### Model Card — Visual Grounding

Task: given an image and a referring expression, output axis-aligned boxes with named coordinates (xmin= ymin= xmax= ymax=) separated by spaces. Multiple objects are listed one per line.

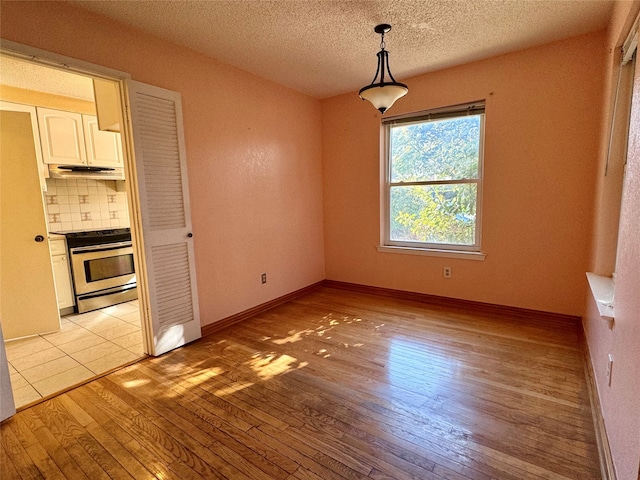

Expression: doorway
xmin=0 ymin=55 xmax=145 ymax=408
xmin=0 ymin=41 xmax=203 ymax=418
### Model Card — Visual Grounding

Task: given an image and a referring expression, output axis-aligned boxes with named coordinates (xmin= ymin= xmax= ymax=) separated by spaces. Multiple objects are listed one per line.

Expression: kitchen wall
xmin=0 ymin=1 xmax=325 ymax=326
xmin=583 ymin=1 xmax=640 ymax=479
xmin=321 ymin=31 xmax=605 ymax=317
xmin=44 ymin=178 xmax=129 ymax=232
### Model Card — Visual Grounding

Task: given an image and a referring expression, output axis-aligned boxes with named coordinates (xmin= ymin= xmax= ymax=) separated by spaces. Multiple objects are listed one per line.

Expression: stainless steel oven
xmin=64 ymin=229 xmax=137 ymax=313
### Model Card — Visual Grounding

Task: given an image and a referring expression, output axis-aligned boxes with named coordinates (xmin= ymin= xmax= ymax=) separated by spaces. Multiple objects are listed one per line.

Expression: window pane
xmin=390 ymin=115 xmax=481 ymax=182
xmin=390 ymin=184 xmax=477 ymax=245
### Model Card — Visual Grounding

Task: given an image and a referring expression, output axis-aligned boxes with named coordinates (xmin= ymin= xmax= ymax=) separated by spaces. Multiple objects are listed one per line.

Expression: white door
xmin=127 ymin=81 xmax=201 ymax=356
xmin=1 ymin=111 xmax=60 ymax=340
xmin=0 ymin=101 xmax=47 ymax=191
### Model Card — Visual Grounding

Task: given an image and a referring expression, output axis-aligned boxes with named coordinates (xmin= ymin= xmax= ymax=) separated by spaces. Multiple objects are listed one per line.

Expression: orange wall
xmin=4 ymin=0 xmax=640 ymax=474
xmin=0 ymin=1 xmax=325 ymax=325
xmin=321 ymin=32 xmax=606 ymax=316
xmin=583 ymin=2 xmax=640 ymax=478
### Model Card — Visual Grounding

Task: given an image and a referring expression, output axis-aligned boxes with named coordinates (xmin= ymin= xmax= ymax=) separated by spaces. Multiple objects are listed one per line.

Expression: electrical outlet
xmin=261 ymin=273 xmax=267 ymax=284
xmin=606 ymin=354 xmax=614 ymax=386
xmin=443 ymin=267 xmax=452 ymax=279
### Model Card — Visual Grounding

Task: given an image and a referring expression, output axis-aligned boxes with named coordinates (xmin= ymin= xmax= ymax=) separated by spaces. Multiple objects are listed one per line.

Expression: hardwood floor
xmin=0 ymin=287 xmax=600 ymax=479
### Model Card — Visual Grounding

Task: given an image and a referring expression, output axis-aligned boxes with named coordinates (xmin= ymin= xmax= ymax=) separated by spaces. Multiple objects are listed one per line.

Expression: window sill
xmin=586 ymin=272 xmax=615 ymax=320
xmin=376 ymin=245 xmax=486 ymax=260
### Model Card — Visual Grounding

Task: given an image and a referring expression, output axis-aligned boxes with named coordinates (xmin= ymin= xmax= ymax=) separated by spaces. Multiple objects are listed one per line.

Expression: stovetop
xmin=53 ymin=228 xmax=132 ymax=248
xmin=50 ymin=227 xmax=130 ymax=236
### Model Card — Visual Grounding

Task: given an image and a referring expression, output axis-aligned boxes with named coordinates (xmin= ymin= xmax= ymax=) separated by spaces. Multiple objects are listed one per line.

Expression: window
xmin=381 ymin=101 xmax=485 ymax=255
xmin=587 ymin=18 xmax=638 ymax=319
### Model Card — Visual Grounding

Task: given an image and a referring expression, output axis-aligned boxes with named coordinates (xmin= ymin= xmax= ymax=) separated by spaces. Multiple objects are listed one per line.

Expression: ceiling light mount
xmin=374 ymin=23 xmax=392 ymax=36
xmin=359 ymin=23 xmax=408 ymax=114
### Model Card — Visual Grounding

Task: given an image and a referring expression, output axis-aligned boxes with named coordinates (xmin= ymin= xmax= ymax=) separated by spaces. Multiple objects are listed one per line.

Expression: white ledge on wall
xmin=586 ymin=272 xmax=615 ymax=320
xmin=376 ymin=245 xmax=487 ymax=260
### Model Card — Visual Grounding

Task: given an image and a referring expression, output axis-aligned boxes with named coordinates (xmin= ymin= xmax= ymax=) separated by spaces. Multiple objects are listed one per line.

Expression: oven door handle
xmin=70 ymin=241 xmax=132 ymax=253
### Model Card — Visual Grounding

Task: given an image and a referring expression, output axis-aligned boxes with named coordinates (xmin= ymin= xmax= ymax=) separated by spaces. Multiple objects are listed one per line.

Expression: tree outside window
xmin=384 ymin=103 xmax=484 ymax=251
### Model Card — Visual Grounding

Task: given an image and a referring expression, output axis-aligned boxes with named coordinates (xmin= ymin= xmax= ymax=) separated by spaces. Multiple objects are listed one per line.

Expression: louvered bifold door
xmin=127 ymin=81 xmax=201 ymax=356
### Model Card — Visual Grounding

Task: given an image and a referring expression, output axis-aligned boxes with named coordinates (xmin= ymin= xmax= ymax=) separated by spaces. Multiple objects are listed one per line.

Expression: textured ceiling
xmin=0 ymin=55 xmax=95 ymax=101
xmin=12 ymin=1 xmax=616 ymax=100
xmin=71 ymin=0 xmax=614 ymax=98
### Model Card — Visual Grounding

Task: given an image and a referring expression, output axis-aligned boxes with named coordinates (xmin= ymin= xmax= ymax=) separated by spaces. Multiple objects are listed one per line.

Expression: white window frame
xmin=586 ymin=13 xmax=638 ymax=321
xmin=379 ymin=101 xmax=486 ymax=258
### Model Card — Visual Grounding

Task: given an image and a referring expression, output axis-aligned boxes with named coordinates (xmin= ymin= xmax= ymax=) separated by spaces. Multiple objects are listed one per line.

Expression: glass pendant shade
xmin=359 ymin=24 xmax=408 ymax=114
xmin=359 ymin=82 xmax=408 ymax=114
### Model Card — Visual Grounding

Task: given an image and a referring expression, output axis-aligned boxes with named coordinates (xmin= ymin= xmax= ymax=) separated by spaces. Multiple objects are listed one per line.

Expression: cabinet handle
xmin=187 ymin=232 xmax=193 ymax=238
xmin=35 ymin=235 xmax=45 ymax=242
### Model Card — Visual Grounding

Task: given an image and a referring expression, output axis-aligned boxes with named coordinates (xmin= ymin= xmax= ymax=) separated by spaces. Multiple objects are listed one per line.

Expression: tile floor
xmin=4 ymin=300 xmax=145 ymax=408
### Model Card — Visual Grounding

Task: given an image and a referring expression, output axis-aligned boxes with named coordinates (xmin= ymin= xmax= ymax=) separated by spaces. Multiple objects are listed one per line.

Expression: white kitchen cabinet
xmin=37 ymin=107 xmax=87 ymax=165
xmin=82 ymin=115 xmax=123 ymax=168
xmin=37 ymin=108 xmax=124 ymax=170
xmin=50 ymin=236 xmax=75 ymax=310
xmin=93 ymin=78 xmax=123 ymax=132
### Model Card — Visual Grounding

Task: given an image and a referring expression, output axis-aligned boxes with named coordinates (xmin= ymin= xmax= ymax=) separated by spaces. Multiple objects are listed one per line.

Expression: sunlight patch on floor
xmin=272 ymin=329 xmax=314 ymax=345
xmin=188 ymin=366 xmax=224 ymax=385
xmin=214 ymin=382 xmax=255 ymax=396
xmin=122 ymin=378 xmax=150 ymax=389
xmin=248 ymin=352 xmax=308 ymax=380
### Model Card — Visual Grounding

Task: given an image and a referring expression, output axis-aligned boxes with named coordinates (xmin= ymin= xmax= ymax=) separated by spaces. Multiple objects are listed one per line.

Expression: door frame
xmin=0 ymin=38 xmax=154 ymax=354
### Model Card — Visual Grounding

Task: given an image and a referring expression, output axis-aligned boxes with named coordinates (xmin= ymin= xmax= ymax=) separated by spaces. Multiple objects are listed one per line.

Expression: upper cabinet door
xmin=82 ymin=115 xmax=123 ymax=168
xmin=36 ymin=107 xmax=86 ymax=165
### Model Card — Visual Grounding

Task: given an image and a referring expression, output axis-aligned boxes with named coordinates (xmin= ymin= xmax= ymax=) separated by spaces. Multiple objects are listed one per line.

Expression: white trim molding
xmin=376 ymin=245 xmax=486 ymax=260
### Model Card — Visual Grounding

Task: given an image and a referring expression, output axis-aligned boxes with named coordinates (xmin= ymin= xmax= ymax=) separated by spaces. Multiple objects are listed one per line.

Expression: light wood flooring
xmin=0 ymin=287 xmax=600 ymax=479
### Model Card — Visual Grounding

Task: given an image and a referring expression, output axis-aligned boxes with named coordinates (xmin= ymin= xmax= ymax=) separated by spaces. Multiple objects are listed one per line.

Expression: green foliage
xmin=389 ymin=115 xmax=481 ymax=245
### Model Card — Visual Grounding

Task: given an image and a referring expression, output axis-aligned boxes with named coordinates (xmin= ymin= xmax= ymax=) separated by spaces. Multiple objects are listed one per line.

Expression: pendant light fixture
xmin=359 ymin=24 xmax=408 ymax=114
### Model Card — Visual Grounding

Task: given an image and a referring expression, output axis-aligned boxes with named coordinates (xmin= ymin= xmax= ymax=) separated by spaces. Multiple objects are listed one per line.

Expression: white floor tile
xmin=10 ymin=372 xmax=29 ymax=390
xmin=20 ymin=355 xmax=82 ymax=384
xmin=111 ymin=330 xmax=143 ymax=349
xmin=67 ymin=310 xmax=114 ymax=326
xmin=69 ymin=341 xmax=122 ymax=364
xmin=13 ymin=384 xmax=42 ymax=408
xmin=84 ymin=350 xmax=141 ymax=375
xmin=101 ymin=302 xmax=138 ymax=317
xmin=5 ymin=336 xmax=54 ymax=361
xmin=44 ymin=328 xmax=103 ymax=347
xmin=97 ymin=323 xmax=140 ymax=341
xmin=126 ymin=345 xmax=146 ymax=357
xmin=4 ymin=300 xmax=143 ymax=405
xmin=58 ymin=321 xmax=83 ymax=333
xmin=55 ymin=333 xmax=110 ymax=355
xmin=10 ymin=346 xmax=67 ymax=372
xmin=31 ymin=365 xmax=94 ymax=397
xmin=79 ymin=317 xmax=129 ymax=334
xmin=116 ymin=311 xmax=141 ymax=325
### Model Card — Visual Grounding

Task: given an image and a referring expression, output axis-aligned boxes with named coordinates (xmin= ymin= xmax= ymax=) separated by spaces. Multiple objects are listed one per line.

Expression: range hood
xmin=49 ymin=165 xmax=125 ymax=180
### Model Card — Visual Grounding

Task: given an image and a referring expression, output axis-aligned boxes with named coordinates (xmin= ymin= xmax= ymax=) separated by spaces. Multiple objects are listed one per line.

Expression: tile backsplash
xmin=44 ymin=178 xmax=130 ymax=232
